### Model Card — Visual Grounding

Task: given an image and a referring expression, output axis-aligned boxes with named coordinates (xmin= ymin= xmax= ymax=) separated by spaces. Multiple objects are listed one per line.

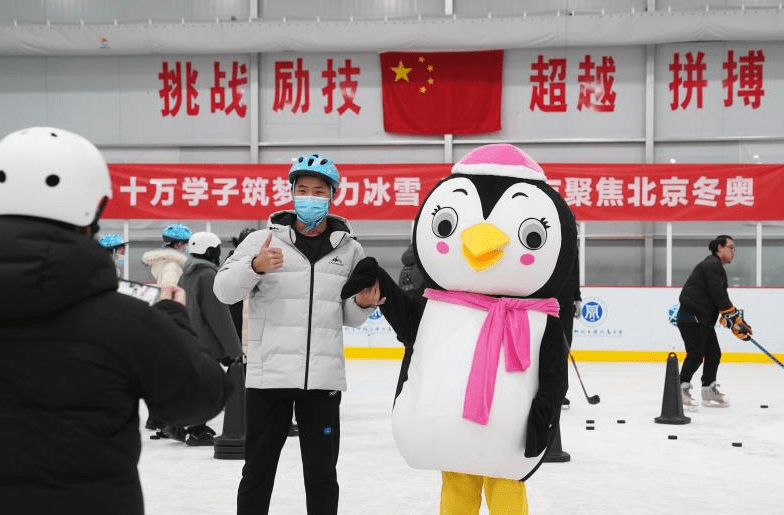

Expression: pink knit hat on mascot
xmin=451 ymin=143 xmax=548 ymax=181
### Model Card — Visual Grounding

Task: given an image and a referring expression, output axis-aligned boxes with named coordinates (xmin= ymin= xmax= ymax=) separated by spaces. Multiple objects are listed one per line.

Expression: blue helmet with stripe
xmin=288 ymin=153 xmax=340 ymax=192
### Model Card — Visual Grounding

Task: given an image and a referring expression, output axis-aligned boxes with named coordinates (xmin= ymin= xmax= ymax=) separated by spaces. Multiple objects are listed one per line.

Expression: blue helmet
xmin=288 ymin=153 xmax=340 ymax=192
xmin=667 ymin=304 xmax=680 ymax=326
xmin=162 ymin=223 xmax=192 ymax=244
xmin=98 ymin=233 xmax=124 ymax=249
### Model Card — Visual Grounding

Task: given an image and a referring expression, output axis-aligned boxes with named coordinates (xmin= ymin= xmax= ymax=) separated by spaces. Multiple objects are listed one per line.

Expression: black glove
xmin=340 ymin=256 xmax=381 ymax=300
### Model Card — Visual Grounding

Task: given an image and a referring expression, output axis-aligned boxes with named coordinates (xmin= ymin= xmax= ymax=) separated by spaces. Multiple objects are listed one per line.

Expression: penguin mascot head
xmin=414 ymin=143 xmax=576 ymax=298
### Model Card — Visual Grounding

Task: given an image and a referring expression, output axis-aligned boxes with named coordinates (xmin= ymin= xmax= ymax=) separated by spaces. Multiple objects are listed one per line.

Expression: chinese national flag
xmin=380 ymin=50 xmax=503 ymax=135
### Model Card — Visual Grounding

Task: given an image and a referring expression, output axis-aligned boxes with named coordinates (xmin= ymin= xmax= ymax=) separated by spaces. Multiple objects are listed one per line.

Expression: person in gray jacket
xmin=214 ymin=153 xmax=383 ymax=515
xmin=169 ymin=231 xmax=243 ymax=446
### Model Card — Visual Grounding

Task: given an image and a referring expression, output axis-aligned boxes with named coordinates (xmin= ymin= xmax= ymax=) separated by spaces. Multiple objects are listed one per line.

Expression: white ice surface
xmin=138 ymin=360 xmax=784 ymax=515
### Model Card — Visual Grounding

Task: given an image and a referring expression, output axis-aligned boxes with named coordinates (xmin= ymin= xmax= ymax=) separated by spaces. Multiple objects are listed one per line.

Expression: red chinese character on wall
xmin=336 ymin=59 xmax=361 ymax=115
xmin=159 ymin=61 xmax=200 ymax=117
xmin=322 ymin=58 xmax=362 ymax=115
xmin=211 ymin=61 xmax=248 ymax=117
xmin=529 ymin=55 xmax=567 ymax=112
xmin=722 ymin=49 xmax=765 ymax=109
xmin=273 ymin=58 xmax=310 ymax=113
xmin=669 ymin=51 xmax=707 ymax=110
xmin=577 ymin=54 xmax=616 ymax=112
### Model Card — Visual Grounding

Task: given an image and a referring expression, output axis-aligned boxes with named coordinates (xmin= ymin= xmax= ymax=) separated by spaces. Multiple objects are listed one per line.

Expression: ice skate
xmin=681 ymin=382 xmax=699 ymax=411
xmin=702 ymin=382 xmax=729 ymax=407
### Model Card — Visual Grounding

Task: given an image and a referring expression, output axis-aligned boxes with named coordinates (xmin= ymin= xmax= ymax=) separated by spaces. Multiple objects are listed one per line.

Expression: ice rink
xmin=138 ymin=359 xmax=783 ymax=515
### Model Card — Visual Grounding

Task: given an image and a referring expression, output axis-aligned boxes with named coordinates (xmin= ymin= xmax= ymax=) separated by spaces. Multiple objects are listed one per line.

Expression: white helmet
xmin=188 ymin=231 xmax=222 ymax=255
xmin=0 ymin=127 xmax=112 ymax=227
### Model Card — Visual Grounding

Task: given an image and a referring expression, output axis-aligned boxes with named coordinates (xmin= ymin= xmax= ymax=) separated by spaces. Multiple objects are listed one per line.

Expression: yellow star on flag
xmin=391 ymin=60 xmax=412 ymax=82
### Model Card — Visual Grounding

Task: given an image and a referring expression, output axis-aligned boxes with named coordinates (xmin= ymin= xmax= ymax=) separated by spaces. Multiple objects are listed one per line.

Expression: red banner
xmin=104 ymin=163 xmax=784 ymax=222
xmin=380 ymin=50 xmax=503 ymax=135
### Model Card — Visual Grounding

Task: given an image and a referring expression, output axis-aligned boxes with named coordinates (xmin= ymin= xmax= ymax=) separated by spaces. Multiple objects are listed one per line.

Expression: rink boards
xmin=344 ymin=287 xmax=784 ymax=363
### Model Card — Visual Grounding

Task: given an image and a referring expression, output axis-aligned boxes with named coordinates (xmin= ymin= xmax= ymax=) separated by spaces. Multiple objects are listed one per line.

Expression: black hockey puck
xmin=760 ymin=405 xmax=769 ymax=409
xmin=732 ymin=442 xmax=742 ymax=447
xmin=586 ymin=426 xmax=595 ymax=430
xmin=150 ymin=434 xmax=161 ymax=440
xmin=617 ymin=419 xmax=626 ymax=424
xmin=668 ymin=435 xmax=677 ymax=440
xmin=586 ymin=419 xmax=595 ymax=424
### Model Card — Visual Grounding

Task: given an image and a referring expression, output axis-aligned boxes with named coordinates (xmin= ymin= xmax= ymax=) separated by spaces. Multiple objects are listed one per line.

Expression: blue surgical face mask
xmin=293 ymin=195 xmax=330 ymax=231
xmin=114 ymin=255 xmax=126 ymax=268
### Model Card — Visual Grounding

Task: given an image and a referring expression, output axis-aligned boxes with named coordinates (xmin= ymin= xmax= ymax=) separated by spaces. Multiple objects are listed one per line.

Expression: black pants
xmin=237 ymin=388 xmax=341 ymax=515
xmin=678 ymin=321 xmax=722 ymax=386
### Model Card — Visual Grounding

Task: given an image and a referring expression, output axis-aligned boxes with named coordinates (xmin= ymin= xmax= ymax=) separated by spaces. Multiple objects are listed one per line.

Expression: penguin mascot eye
xmin=518 ymin=218 xmax=548 ymax=250
xmin=431 ymin=206 xmax=458 ymax=238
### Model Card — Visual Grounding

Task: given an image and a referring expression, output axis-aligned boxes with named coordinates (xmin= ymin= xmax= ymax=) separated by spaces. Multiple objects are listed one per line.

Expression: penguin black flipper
xmin=524 ymin=316 xmax=569 ymax=457
xmin=342 ymin=256 xmax=427 ymax=402
xmin=372 ymin=263 xmax=427 ymax=401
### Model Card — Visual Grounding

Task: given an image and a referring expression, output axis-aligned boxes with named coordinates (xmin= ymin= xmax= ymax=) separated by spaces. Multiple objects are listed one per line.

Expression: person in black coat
xmin=173 ymin=231 xmax=243 ymax=445
xmin=676 ymin=235 xmax=752 ymax=408
xmin=0 ymin=127 xmax=231 ymax=515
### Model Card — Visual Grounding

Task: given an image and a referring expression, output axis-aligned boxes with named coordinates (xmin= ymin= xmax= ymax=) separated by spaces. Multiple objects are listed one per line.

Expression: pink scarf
xmin=424 ymin=288 xmax=560 ymax=425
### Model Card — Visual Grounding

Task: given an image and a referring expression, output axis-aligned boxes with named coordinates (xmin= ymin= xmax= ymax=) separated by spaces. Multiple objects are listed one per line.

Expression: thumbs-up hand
xmin=251 ymin=233 xmax=284 ymax=273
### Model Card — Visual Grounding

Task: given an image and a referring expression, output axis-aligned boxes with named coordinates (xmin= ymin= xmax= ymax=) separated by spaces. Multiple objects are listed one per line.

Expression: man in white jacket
xmin=214 ymin=153 xmax=383 ymax=515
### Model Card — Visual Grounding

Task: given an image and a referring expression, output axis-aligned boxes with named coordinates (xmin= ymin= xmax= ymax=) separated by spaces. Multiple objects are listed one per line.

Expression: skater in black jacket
xmin=677 ymin=235 xmax=752 ymax=408
xmin=0 ymin=127 xmax=231 ymax=515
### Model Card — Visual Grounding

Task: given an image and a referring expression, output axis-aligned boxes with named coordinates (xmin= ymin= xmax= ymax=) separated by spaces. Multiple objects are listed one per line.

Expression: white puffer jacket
xmin=213 ymin=212 xmax=374 ymax=391
xmin=141 ymin=247 xmax=187 ymax=287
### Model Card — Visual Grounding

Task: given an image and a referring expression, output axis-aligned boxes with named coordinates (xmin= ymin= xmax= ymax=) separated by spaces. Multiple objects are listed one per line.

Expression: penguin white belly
xmin=391 ymin=299 xmax=546 ymax=480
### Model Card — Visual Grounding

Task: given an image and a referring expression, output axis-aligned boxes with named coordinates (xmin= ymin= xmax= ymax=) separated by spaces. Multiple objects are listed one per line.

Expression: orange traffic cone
xmin=654 ymin=352 xmax=691 ymax=425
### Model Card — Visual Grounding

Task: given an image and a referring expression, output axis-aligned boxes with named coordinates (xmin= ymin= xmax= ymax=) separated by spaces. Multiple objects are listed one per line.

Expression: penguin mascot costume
xmin=342 ymin=144 xmax=575 ymax=514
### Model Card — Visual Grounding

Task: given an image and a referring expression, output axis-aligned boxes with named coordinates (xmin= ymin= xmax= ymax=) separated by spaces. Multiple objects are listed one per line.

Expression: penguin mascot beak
xmin=460 ymin=222 xmax=510 ymax=272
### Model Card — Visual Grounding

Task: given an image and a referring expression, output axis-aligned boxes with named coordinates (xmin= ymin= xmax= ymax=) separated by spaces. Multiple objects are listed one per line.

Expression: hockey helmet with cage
xmin=162 ymin=223 xmax=192 ymax=244
xmin=188 ymin=231 xmax=221 ymax=255
xmin=288 ymin=153 xmax=340 ymax=192
xmin=98 ymin=233 xmax=125 ymax=250
xmin=0 ymin=127 xmax=112 ymax=227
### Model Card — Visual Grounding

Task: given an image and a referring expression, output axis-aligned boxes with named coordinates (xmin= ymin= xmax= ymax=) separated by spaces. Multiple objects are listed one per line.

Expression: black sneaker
xmin=161 ymin=424 xmax=188 ymax=442
xmin=288 ymin=423 xmax=299 ymax=437
xmin=185 ymin=425 xmax=216 ymax=447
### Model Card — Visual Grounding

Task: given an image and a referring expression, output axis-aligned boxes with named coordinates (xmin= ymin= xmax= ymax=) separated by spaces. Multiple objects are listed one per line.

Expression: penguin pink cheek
xmin=436 ymin=241 xmax=450 ymax=254
xmin=519 ymin=253 xmax=535 ymax=266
